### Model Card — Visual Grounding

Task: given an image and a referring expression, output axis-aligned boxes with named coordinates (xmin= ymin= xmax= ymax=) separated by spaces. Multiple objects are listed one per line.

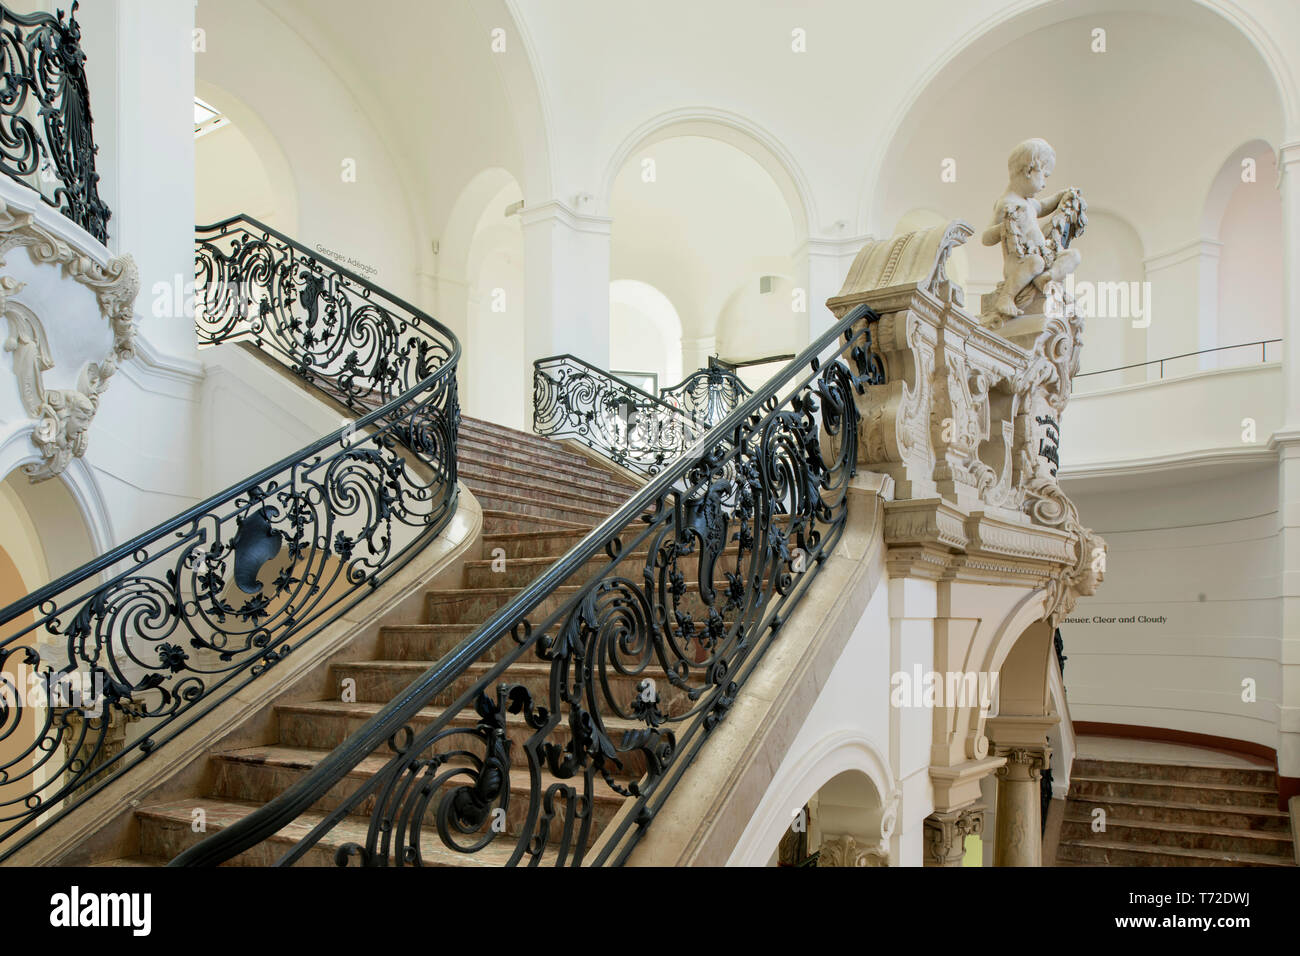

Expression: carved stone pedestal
xmin=923 ymin=804 xmax=985 ymax=867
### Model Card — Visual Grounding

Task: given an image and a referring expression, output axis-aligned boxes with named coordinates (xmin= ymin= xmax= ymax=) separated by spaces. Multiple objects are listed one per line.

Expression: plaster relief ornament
xmin=0 ymin=198 xmax=139 ymax=482
xmin=981 ymin=138 xmax=1087 ymax=325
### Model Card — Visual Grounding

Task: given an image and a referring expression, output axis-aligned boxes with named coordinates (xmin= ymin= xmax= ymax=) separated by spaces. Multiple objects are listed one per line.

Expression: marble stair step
xmin=468 ymin=488 xmax=616 ymax=525
xmin=1060 ymin=812 xmax=1294 ymax=856
xmin=482 ymin=527 xmax=594 ymax=559
xmin=1063 ymin=794 xmax=1291 ymax=831
xmin=1068 ymin=774 xmax=1279 ymax=808
xmin=457 ymin=430 xmax=595 ymax=471
xmin=134 ymin=797 xmax=575 ymax=867
xmin=480 ymin=510 xmax=593 ymax=536
xmin=1071 ymin=757 xmax=1276 ymax=789
xmin=423 ymin=579 xmax=729 ymax=627
xmin=207 ymin=745 xmax=627 ymax=842
xmin=463 ymin=545 xmax=741 ymax=589
xmin=459 ymin=456 xmax=636 ymax=499
xmin=461 ymin=472 xmax=632 ymax=513
xmin=330 ymin=657 xmax=695 ymax=713
xmin=1055 ymin=838 xmax=1294 ymax=867
xmin=274 ymin=698 xmax=651 ymax=774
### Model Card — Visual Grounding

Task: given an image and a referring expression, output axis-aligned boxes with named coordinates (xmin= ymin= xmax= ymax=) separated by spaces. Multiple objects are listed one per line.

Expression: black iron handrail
xmin=0 ymin=2 xmax=110 ymax=242
xmin=533 ymin=353 xmax=706 ymax=476
xmin=0 ymin=215 xmax=460 ymax=859
xmin=1076 ymin=338 xmax=1280 ymax=380
xmin=172 ymin=302 xmax=883 ymax=867
xmin=658 ymin=364 xmax=754 ymax=429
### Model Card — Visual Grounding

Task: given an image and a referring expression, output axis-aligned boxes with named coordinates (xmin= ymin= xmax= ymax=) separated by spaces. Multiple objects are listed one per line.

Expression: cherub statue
xmin=981 ymin=138 xmax=1086 ymax=322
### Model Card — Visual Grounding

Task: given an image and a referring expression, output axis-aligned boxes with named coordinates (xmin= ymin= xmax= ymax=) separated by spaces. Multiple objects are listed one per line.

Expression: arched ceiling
xmin=610 ymin=136 xmax=794 ymax=339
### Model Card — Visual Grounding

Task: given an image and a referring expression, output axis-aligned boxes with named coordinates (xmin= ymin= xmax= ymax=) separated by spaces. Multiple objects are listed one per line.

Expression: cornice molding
xmin=518 ymin=199 xmax=612 ymax=235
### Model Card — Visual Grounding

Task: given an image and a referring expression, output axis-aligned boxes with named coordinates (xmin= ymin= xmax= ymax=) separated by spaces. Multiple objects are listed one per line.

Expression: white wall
xmin=1216 ymin=146 xmax=1284 ymax=357
xmin=1063 ymin=466 xmax=1281 ymax=751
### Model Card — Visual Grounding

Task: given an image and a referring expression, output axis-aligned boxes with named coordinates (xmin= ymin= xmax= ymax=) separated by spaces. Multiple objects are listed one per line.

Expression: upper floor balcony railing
xmin=1074 ymin=338 xmax=1281 ymax=391
xmin=0 ymin=1 xmax=110 ymax=243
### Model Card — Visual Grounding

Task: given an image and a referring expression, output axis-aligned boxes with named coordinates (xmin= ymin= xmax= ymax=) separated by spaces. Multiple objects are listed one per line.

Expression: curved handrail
xmin=659 ymin=364 xmax=754 ymax=429
xmin=172 ymin=302 xmax=883 ymax=867
xmin=1075 ymin=338 xmax=1281 ymax=379
xmin=533 ymin=353 xmax=707 ymax=476
xmin=0 ymin=215 xmax=460 ymax=859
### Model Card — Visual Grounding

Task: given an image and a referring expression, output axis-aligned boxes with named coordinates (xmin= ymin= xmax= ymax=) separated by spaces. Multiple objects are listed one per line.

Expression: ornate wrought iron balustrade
xmin=196 ymin=216 xmax=456 ymax=418
xmin=172 ymin=303 xmax=883 ymax=868
xmin=658 ymin=364 xmax=753 ymax=429
xmin=0 ymin=2 xmax=110 ymax=242
xmin=0 ymin=217 xmax=460 ymax=860
xmin=533 ymin=355 xmax=706 ymax=476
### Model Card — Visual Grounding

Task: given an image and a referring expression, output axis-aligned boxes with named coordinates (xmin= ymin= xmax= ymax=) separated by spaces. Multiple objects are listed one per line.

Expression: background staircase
xmin=1057 ymin=754 xmax=1295 ymax=866
xmin=90 ymin=417 xmax=656 ymax=866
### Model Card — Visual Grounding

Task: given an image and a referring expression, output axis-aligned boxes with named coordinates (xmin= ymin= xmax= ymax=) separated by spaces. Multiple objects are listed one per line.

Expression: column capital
xmin=816 ymin=832 xmax=890 ymax=867
xmin=992 ymin=744 xmax=1051 ymax=783
xmin=922 ymin=803 xmax=985 ymax=867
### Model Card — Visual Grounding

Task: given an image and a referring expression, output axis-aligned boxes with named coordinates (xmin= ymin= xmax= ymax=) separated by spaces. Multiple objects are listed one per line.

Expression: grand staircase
xmin=1057 ymin=754 xmax=1295 ymax=866
xmin=90 ymin=418 xmax=648 ymax=866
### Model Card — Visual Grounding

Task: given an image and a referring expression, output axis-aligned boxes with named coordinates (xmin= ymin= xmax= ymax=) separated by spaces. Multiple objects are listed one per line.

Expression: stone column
xmin=922 ymin=804 xmax=984 ymax=867
xmin=1142 ymin=238 xmax=1221 ymax=377
xmin=991 ymin=745 xmax=1050 ymax=867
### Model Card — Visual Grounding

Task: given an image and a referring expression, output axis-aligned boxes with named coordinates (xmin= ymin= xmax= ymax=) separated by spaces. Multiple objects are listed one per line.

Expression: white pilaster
xmin=794 ymin=235 xmax=868 ymax=350
xmin=1142 ymin=238 xmax=1222 ymax=377
xmin=1275 ymin=141 xmax=1300 ymax=806
xmin=520 ymin=200 xmax=612 ymax=369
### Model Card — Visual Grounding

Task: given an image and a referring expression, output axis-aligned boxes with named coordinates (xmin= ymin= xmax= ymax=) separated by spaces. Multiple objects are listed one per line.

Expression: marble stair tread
xmin=480 ymin=509 xmax=594 ymax=532
xmin=1069 ymin=773 xmax=1276 ymax=796
xmin=459 ymin=458 xmax=636 ymax=496
xmin=1061 ymin=811 xmax=1293 ymax=846
xmin=469 ymin=488 xmax=616 ymax=523
xmin=88 ymin=855 xmax=169 ymax=867
xmin=462 ymin=472 xmax=634 ymax=510
xmin=1065 ymin=792 xmax=1291 ymax=821
xmin=211 ymin=744 xmax=631 ymax=811
xmin=1056 ymin=838 xmax=1295 ymax=867
xmin=275 ymin=696 xmax=644 ymax=734
xmin=135 ymin=797 xmax=540 ymax=867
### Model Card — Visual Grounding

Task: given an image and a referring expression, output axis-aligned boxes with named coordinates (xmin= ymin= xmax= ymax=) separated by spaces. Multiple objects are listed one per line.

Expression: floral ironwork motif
xmin=173 ymin=305 xmax=884 ymax=868
xmin=659 ymin=364 xmax=753 ymax=429
xmin=533 ymin=355 xmax=705 ymax=476
xmin=0 ymin=215 xmax=459 ymax=859
xmin=0 ymin=2 xmax=110 ymax=242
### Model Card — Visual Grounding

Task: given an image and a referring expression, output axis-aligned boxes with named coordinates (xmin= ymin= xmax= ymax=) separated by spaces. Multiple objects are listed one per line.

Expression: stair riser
xmin=275 ymin=710 xmax=651 ymax=776
xmin=1063 ymin=798 xmax=1291 ymax=832
xmin=137 ymin=818 xmax=358 ymax=867
xmin=1069 ymin=780 xmax=1278 ymax=808
xmin=482 ymin=513 xmax=589 ymax=535
xmin=462 ymin=476 xmax=630 ymax=513
xmin=1071 ymin=759 xmax=1275 ymax=789
xmin=433 ymin=670 xmax=689 ymax=716
xmin=458 ymin=436 xmax=591 ymax=473
xmin=470 ymin=492 xmax=607 ymax=525
xmin=1060 ymin=821 xmax=1293 ymax=856
xmin=464 ymin=548 xmax=737 ymax=590
xmin=1055 ymin=841 xmax=1292 ymax=867
xmin=379 ymin=626 xmax=508 ymax=662
xmin=425 ymin=584 xmax=728 ymax=627
xmin=484 ymin=533 xmax=589 ymax=559
xmin=461 ymin=463 xmax=632 ymax=503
